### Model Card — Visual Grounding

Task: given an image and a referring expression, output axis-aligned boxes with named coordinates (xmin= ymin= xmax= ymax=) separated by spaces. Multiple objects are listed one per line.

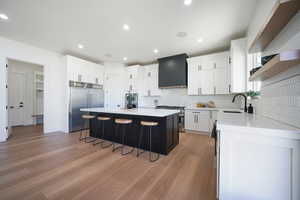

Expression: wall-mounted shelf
xmin=248 ymin=0 xmax=300 ymax=53
xmin=249 ymin=50 xmax=300 ymax=81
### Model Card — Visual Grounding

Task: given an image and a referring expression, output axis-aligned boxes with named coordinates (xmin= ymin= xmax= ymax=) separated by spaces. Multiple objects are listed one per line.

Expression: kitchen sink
xmin=223 ymin=110 xmax=243 ymax=114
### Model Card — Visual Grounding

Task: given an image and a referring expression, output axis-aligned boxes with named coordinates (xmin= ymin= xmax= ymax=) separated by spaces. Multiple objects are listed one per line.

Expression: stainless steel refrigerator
xmin=69 ymin=81 xmax=104 ymax=132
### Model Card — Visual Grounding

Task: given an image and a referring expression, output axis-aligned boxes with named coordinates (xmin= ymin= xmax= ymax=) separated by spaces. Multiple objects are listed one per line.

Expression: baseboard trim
xmin=185 ymin=129 xmax=210 ymax=135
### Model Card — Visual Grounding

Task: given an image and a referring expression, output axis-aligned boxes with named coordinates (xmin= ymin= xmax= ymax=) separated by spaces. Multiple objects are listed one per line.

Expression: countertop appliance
xmin=156 ymin=105 xmax=185 ymax=132
xmin=125 ymin=93 xmax=138 ymax=109
xmin=69 ymin=81 xmax=104 ymax=132
xmin=158 ymin=54 xmax=188 ymax=88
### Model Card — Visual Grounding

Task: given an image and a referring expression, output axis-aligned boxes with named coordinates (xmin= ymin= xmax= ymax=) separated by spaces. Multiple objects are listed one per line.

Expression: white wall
xmin=7 ymin=59 xmax=43 ymax=125
xmin=247 ymin=1 xmax=300 ymax=127
xmin=0 ymin=36 xmax=68 ymax=141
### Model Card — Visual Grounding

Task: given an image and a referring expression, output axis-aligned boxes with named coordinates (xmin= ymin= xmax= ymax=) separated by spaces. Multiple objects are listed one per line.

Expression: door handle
xmin=19 ymin=105 xmax=24 ymax=108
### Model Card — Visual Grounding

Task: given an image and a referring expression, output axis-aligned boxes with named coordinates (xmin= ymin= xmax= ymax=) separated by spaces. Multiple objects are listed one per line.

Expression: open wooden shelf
xmin=248 ymin=0 xmax=300 ymax=53
xmin=249 ymin=50 xmax=300 ymax=81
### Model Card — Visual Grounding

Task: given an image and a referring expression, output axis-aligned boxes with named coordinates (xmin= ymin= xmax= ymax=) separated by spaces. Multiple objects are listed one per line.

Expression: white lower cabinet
xmin=218 ymin=128 xmax=300 ymax=200
xmin=185 ymin=110 xmax=215 ymax=133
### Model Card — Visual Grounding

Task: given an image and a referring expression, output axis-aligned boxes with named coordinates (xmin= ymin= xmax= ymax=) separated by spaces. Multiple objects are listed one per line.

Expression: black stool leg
xmin=101 ymin=120 xmax=113 ymax=148
xmin=121 ymin=124 xmax=134 ymax=156
xmin=94 ymin=120 xmax=105 ymax=146
xmin=149 ymin=127 xmax=159 ymax=162
xmin=112 ymin=124 xmax=122 ymax=152
xmin=79 ymin=120 xmax=87 ymax=141
xmin=85 ymin=119 xmax=97 ymax=143
xmin=137 ymin=125 xmax=145 ymax=157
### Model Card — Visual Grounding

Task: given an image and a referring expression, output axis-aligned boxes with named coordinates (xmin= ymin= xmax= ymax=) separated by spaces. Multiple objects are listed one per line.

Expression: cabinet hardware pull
xmin=229 ymin=84 xmax=231 ymax=93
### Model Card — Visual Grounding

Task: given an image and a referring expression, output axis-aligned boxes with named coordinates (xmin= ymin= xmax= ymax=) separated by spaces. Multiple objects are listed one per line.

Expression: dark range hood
xmin=158 ymin=53 xmax=188 ymax=88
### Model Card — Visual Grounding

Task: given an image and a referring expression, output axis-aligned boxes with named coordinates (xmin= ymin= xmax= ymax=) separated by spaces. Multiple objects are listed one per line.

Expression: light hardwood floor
xmin=0 ymin=129 xmax=216 ymax=200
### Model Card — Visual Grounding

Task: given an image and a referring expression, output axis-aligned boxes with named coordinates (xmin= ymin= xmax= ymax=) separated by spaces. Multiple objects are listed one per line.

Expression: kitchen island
xmin=80 ymin=108 xmax=180 ymax=155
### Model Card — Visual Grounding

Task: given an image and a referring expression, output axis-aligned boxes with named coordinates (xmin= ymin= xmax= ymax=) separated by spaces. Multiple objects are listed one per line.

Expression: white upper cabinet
xmin=187 ymin=58 xmax=202 ymax=95
xmin=187 ymin=51 xmax=230 ymax=95
xmin=125 ymin=65 xmax=140 ymax=93
xmin=140 ymin=64 xmax=161 ymax=96
xmin=66 ymin=55 xmax=104 ymax=84
xmin=230 ymin=38 xmax=247 ymax=93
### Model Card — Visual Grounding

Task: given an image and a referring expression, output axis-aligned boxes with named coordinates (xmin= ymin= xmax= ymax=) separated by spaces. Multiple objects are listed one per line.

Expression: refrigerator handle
xmin=86 ymin=93 xmax=89 ymax=108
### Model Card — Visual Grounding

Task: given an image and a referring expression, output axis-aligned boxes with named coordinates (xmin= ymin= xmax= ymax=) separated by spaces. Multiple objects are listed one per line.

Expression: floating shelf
xmin=249 ymin=50 xmax=300 ymax=81
xmin=248 ymin=0 xmax=300 ymax=53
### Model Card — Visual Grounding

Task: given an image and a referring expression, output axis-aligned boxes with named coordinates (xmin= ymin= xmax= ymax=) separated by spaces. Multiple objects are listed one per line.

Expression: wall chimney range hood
xmin=158 ymin=53 xmax=188 ymax=88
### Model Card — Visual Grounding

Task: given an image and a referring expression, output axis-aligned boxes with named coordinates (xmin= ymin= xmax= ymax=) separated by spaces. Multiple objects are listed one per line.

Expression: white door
xmin=8 ymin=72 xmax=26 ymax=126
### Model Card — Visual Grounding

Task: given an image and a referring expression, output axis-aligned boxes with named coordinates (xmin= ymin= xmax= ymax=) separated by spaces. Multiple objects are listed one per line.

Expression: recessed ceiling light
xmin=197 ymin=38 xmax=203 ymax=43
xmin=77 ymin=44 xmax=84 ymax=49
xmin=0 ymin=13 xmax=8 ymax=20
xmin=153 ymin=49 xmax=159 ymax=54
xmin=184 ymin=0 xmax=192 ymax=6
xmin=123 ymin=24 xmax=130 ymax=31
xmin=123 ymin=57 xmax=128 ymax=61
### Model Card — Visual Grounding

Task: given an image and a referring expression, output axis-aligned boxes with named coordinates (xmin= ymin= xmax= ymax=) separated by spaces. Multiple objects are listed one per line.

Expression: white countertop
xmin=217 ymin=111 xmax=300 ymax=140
xmin=80 ymin=107 xmax=180 ymax=117
xmin=185 ymin=107 xmax=242 ymax=112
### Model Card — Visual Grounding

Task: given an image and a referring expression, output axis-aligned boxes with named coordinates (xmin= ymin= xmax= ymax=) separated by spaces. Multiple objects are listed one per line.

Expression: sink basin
xmin=223 ymin=110 xmax=242 ymax=114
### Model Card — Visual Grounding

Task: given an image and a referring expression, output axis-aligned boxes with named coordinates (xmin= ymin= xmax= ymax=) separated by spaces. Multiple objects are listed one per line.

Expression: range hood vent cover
xmin=158 ymin=53 xmax=188 ymax=88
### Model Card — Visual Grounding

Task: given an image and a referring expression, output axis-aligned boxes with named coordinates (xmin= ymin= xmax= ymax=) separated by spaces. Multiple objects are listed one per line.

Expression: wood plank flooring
xmin=0 ymin=129 xmax=216 ymax=200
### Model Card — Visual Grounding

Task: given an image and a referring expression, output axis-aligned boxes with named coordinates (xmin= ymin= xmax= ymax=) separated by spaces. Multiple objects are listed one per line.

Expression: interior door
xmin=8 ymin=72 xmax=26 ymax=126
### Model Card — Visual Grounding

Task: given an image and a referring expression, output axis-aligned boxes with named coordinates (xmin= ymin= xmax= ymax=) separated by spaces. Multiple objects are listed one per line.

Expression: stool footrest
xmin=93 ymin=139 xmax=105 ymax=146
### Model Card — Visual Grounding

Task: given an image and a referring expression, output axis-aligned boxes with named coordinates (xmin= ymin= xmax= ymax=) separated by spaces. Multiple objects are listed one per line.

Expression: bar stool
xmin=93 ymin=116 xmax=112 ymax=148
xmin=137 ymin=121 xmax=160 ymax=162
xmin=112 ymin=118 xmax=135 ymax=155
xmin=79 ymin=114 xmax=96 ymax=143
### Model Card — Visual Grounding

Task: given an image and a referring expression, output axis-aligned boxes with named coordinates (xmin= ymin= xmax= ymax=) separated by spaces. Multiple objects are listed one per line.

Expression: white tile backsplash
xmin=139 ymin=88 xmax=240 ymax=109
xmin=257 ymin=65 xmax=300 ymax=128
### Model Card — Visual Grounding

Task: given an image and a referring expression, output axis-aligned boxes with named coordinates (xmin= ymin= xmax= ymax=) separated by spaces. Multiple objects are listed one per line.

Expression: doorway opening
xmin=7 ymin=59 xmax=44 ymax=140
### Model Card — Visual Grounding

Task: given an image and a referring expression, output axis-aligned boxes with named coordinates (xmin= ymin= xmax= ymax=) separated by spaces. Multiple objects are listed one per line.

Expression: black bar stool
xmin=137 ymin=121 xmax=160 ymax=162
xmin=112 ymin=118 xmax=135 ymax=155
xmin=79 ymin=114 xmax=96 ymax=143
xmin=93 ymin=116 xmax=112 ymax=148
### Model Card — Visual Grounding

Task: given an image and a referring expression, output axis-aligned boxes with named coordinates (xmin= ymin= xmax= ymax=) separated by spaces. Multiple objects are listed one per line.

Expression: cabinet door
xmin=214 ymin=67 xmax=230 ymax=94
xmin=195 ymin=111 xmax=211 ymax=132
xmin=202 ymin=55 xmax=215 ymax=70
xmin=201 ymin=70 xmax=214 ymax=95
xmin=142 ymin=64 xmax=161 ymax=96
xmin=188 ymin=60 xmax=202 ymax=95
xmin=231 ymin=38 xmax=247 ymax=93
xmin=214 ymin=52 xmax=230 ymax=69
xmin=185 ymin=111 xmax=196 ymax=131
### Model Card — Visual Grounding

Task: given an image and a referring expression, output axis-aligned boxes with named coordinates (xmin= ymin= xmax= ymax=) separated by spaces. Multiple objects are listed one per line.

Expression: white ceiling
xmin=0 ymin=0 xmax=257 ymax=64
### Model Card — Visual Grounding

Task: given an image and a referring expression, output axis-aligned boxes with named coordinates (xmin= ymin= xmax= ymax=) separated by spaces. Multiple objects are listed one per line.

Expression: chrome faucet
xmin=232 ymin=93 xmax=247 ymax=112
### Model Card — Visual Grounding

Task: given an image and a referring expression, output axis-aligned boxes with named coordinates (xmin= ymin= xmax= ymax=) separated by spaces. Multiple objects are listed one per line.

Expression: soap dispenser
xmin=248 ymin=104 xmax=254 ymax=114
